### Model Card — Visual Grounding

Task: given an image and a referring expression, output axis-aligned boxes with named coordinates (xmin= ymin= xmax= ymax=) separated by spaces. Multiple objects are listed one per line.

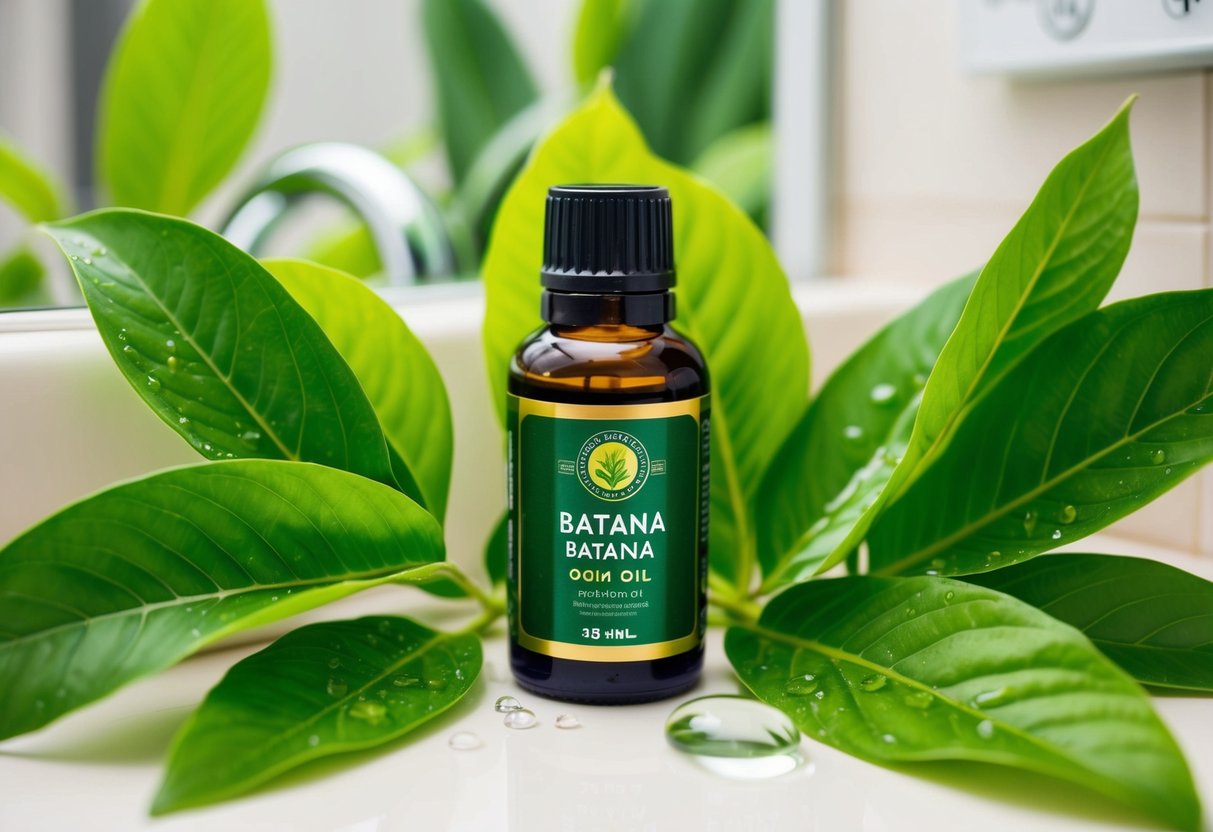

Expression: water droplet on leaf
xmin=903 ymin=691 xmax=933 ymax=709
xmin=1151 ymin=449 xmax=1166 ymax=465
xmin=1051 ymin=529 xmax=1062 ymax=540
xmin=1057 ymin=504 xmax=1077 ymax=524
xmin=392 ymin=674 xmax=422 ymax=688
xmin=308 ymin=735 xmax=320 ymax=747
xmin=327 ymin=657 xmax=340 ymax=669
xmin=783 ymin=674 xmax=818 ymax=696
xmin=859 ymin=675 xmax=887 ymax=692
xmin=842 ymin=425 xmax=864 ymax=442
xmin=1023 ymin=510 xmax=1038 ymax=536
xmin=326 ymin=678 xmax=347 ymax=698
xmin=348 ymin=700 xmax=386 ymax=725
xmin=976 ymin=719 xmax=995 ymax=739
xmin=167 ymin=355 xmax=179 ymax=372
xmin=869 ymin=383 xmax=897 ymax=405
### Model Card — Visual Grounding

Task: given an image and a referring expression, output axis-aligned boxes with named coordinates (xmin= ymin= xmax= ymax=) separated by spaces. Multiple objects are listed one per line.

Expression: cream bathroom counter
xmin=1 ymin=541 xmax=1211 ymax=832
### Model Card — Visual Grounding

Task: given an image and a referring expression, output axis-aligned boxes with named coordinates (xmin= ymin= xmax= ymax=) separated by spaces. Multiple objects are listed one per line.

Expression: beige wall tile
xmin=833 ymin=2 xmax=1206 ymax=284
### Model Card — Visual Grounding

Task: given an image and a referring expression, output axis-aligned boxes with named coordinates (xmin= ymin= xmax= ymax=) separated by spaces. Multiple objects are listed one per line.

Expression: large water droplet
xmin=1150 ymin=448 xmax=1166 ymax=465
xmin=859 ymin=674 xmax=887 ymax=692
xmin=348 ymin=700 xmax=387 ymax=725
xmin=503 ymin=708 xmax=538 ymax=729
xmin=555 ymin=713 xmax=581 ymax=729
xmin=449 ymin=731 xmax=482 ymax=750
xmin=494 ymin=695 xmax=522 ymax=713
xmin=783 ymin=674 xmax=818 ymax=696
xmin=1022 ymin=510 xmax=1038 ymax=536
xmin=869 ymin=383 xmax=897 ymax=406
xmin=665 ymin=696 xmax=804 ymax=780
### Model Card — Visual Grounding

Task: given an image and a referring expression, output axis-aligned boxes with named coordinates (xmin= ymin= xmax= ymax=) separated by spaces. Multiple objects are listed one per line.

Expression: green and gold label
xmin=508 ymin=396 xmax=708 ymax=662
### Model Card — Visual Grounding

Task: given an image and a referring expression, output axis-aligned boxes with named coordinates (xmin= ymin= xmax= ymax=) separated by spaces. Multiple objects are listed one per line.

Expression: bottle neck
xmin=541 ymin=290 xmax=674 ymax=327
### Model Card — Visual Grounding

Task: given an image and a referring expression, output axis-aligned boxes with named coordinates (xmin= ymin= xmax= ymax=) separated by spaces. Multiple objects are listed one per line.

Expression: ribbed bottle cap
xmin=541 ymin=184 xmax=674 ymax=293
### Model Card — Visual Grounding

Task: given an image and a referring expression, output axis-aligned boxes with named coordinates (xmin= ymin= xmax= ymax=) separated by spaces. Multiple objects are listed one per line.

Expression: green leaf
xmin=43 ymin=210 xmax=422 ymax=505
xmin=152 ymin=615 xmax=480 ymax=814
xmin=0 ymin=460 xmax=445 ymax=741
xmin=481 ymin=85 xmax=809 ymax=587
xmin=807 ymin=98 xmax=1139 ymax=577
xmin=484 ymin=512 xmax=508 ymax=586
xmin=572 ymin=0 xmax=631 ymax=86
xmin=869 ymin=290 xmax=1213 ymax=576
xmin=612 ymin=0 xmax=772 ymax=164
xmin=757 ymin=273 xmax=976 ymax=586
xmin=0 ymin=246 xmax=46 ymax=305
xmin=97 ymin=0 xmax=271 ymax=216
xmin=421 ymin=0 xmax=538 ymax=184
xmin=690 ymin=122 xmax=771 ymax=227
xmin=263 ymin=259 xmax=453 ymax=521
xmin=0 ymin=134 xmax=69 ymax=222
xmin=968 ymin=554 xmax=1213 ymax=692
xmin=726 ymin=577 xmax=1200 ymax=831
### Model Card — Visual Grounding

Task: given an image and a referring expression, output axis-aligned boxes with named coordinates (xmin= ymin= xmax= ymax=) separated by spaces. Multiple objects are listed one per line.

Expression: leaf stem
xmin=433 ymin=563 xmax=505 ymax=618
xmin=708 ymin=589 xmax=761 ymax=627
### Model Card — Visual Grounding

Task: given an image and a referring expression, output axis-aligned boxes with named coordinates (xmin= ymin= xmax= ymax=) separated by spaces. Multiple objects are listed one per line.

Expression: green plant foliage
xmin=97 ymin=0 xmax=271 ymax=217
xmin=969 ymin=554 xmax=1213 ymax=692
xmin=572 ymin=0 xmax=630 ymax=86
xmin=264 ymin=259 xmax=454 ymax=521
xmin=0 ymin=247 xmax=46 ymax=305
xmin=869 ymin=290 xmax=1213 ymax=576
xmin=757 ymin=273 xmax=976 ymax=585
xmin=43 ymin=211 xmax=425 ymax=505
xmin=802 ymin=100 xmax=1139 ymax=578
xmin=691 ymin=123 xmax=772 ymax=227
xmin=0 ymin=134 xmax=69 ymax=223
xmin=611 ymin=0 xmax=773 ymax=165
xmin=153 ymin=615 xmax=480 ymax=814
xmin=726 ymin=577 xmax=1200 ymax=831
xmin=480 ymin=84 xmax=808 ymax=586
xmin=0 ymin=460 xmax=445 ymax=740
xmin=422 ymin=0 xmax=538 ymax=185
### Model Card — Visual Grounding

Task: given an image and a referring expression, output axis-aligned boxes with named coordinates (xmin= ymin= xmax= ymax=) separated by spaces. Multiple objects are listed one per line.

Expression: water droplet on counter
xmin=903 ymin=691 xmax=933 ymax=709
xmin=326 ymin=677 xmax=347 ymax=698
xmin=665 ymin=696 xmax=804 ymax=780
xmin=976 ymin=719 xmax=995 ymax=739
xmin=783 ymin=674 xmax=818 ymax=696
xmin=555 ymin=714 xmax=581 ymax=729
xmin=503 ymin=708 xmax=537 ymax=729
xmin=859 ymin=675 xmax=887 ymax=692
xmin=308 ymin=735 xmax=320 ymax=747
xmin=348 ymin=700 xmax=386 ymax=725
xmin=494 ymin=695 xmax=522 ymax=713
xmin=449 ymin=731 xmax=482 ymax=750
xmin=1057 ymin=504 xmax=1077 ymax=524
xmin=1150 ymin=448 xmax=1166 ymax=465
xmin=869 ymin=383 xmax=897 ymax=405
xmin=842 ymin=425 xmax=864 ymax=442
xmin=1022 ymin=510 xmax=1038 ymax=536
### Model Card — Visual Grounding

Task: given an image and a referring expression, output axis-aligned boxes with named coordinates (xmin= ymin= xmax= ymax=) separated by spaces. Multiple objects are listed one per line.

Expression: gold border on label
xmin=511 ymin=394 xmax=705 ymax=662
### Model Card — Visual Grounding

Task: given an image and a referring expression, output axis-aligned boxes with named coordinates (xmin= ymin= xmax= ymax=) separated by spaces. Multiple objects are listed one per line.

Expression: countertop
xmin=2 ymin=542 xmax=1211 ymax=832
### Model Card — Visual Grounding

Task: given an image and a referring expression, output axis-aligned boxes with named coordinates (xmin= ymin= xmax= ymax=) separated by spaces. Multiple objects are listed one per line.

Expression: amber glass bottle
xmin=507 ymin=184 xmax=709 ymax=704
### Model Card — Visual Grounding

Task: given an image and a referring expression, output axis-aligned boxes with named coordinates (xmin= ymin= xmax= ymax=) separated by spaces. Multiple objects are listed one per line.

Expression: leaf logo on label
xmin=578 ymin=431 xmax=650 ymax=500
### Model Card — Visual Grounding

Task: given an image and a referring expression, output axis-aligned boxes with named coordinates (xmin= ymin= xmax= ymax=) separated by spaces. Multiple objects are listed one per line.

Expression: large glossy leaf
xmin=264 ymin=259 xmax=453 ymax=521
xmin=43 ymin=210 xmax=422 ymax=505
xmin=691 ymin=122 xmax=771 ymax=227
xmin=0 ymin=134 xmax=68 ymax=222
xmin=757 ymin=274 xmax=976 ymax=587
xmin=869 ymin=290 xmax=1213 ymax=576
xmin=153 ymin=615 xmax=480 ymax=814
xmin=421 ymin=0 xmax=538 ymax=184
xmin=726 ymin=577 xmax=1200 ymax=831
xmin=968 ymin=554 xmax=1213 ymax=692
xmin=806 ymin=100 xmax=1139 ymax=576
xmin=97 ymin=0 xmax=271 ymax=216
xmin=0 ymin=460 xmax=445 ymax=741
xmin=481 ymin=85 xmax=809 ymax=587
xmin=572 ymin=0 xmax=631 ymax=87
xmin=612 ymin=0 xmax=772 ymax=164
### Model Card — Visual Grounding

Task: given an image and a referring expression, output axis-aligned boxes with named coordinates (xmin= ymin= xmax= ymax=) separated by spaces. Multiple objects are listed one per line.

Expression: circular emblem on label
xmin=577 ymin=430 xmax=650 ymax=501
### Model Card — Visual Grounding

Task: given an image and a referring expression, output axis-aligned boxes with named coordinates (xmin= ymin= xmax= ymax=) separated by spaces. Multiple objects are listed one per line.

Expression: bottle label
xmin=508 ymin=395 xmax=708 ymax=662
